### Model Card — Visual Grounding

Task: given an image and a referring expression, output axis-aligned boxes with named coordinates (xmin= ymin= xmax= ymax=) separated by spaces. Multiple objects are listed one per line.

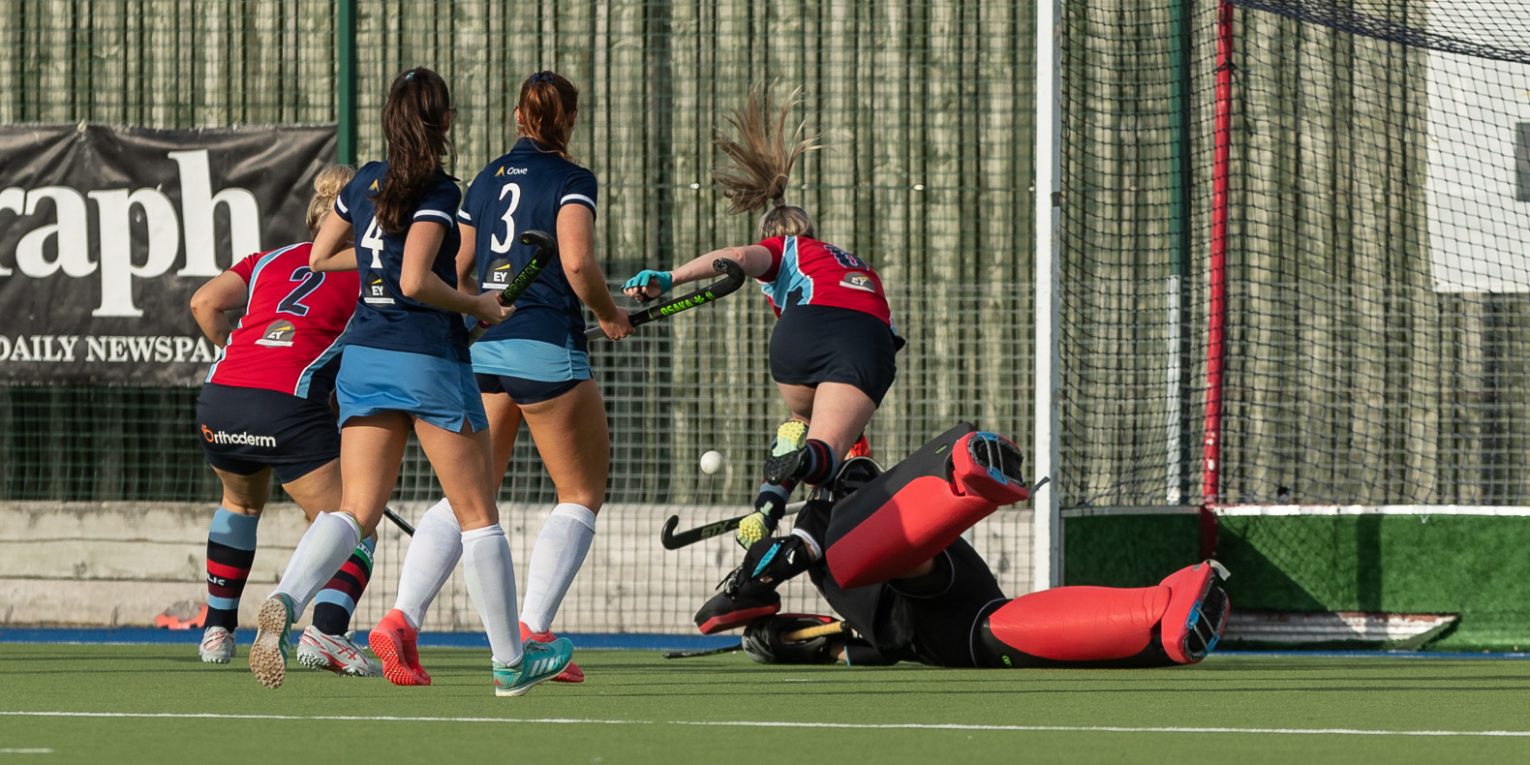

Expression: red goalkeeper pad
xmin=975 ymin=561 xmax=1230 ymax=668
xmin=826 ymin=428 xmax=1029 ymax=589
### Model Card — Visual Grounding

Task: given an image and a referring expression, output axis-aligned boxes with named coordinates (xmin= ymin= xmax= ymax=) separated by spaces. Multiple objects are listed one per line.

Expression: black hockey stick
xmin=468 ymin=229 xmax=558 ymax=343
xmin=660 ymin=476 xmax=1050 ymax=551
xmin=662 ymin=620 xmax=849 ymax=659
xmin=382 ymin=507 xmax=415 ymax=536
xmin=659 ymin=500 xmax=808 ymax=551
xmin=585 ymin=258 xmax=746 ymax=340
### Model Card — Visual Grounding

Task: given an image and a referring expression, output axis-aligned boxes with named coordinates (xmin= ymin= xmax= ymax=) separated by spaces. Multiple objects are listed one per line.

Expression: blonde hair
xmin=713 ymin=82 xmax=821 ymax=239
xmin=306 ymin=164 xmax=356 ymax=236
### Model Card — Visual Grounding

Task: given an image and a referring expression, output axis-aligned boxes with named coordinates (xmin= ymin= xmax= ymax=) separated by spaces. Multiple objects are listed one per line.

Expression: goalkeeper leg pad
xmin=974 ymin=560 xmax=1230 ymax=668
xmin=826 ymin=430 xmax=1030 ymax=589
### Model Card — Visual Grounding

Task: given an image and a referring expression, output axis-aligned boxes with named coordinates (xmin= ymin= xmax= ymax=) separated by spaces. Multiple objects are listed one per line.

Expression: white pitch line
xmin=0 ymin=748 xmax=52 ymax=754
xmin=2 ymin=711 xmax=1529 ymax=739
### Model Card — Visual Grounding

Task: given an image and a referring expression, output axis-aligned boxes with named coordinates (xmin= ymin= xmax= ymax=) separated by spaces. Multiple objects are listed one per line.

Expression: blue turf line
xmin=0 ymin=627 xmax=736 ymax=651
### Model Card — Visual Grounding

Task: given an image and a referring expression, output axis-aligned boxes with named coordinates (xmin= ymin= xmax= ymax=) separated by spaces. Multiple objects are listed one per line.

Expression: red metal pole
xmin=1202 ymin=0 xmax=1234 ymax=557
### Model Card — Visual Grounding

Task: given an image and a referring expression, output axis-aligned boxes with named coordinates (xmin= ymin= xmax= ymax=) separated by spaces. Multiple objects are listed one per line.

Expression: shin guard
xmin=826 ymin=426 xmax=1030 ymax=589
xmin=975 ymin=560 xmax=1230 ymax=668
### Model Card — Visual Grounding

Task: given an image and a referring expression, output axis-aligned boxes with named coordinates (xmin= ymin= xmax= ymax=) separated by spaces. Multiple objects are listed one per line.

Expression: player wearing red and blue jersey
xmin=189 ymin=165 xmax=381 ymax=678
xmin=203 ymin=241 xmax=356 ymax=399
xmin=753 ymin=235 xmax=892 ymax=325
xmin=250 ymin=67 xmax=572 ymax=696
xmin=382 ymin=70 xmax=632 ymax=687
xmin=623 ymin=84 xmax=901 ymax=547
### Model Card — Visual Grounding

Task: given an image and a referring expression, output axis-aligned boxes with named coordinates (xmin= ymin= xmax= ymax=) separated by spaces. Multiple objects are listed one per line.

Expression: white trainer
xmin=296 ymin=625 xmax=382 ymax=677
xmin=199 ymin=626 xmax=236 ymax=664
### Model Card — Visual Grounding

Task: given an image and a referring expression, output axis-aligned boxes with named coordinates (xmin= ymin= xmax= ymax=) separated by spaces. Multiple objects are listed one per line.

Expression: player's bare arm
xmin=398 ymin=220 xmax=509 ymax=326
xmin=188 ymin=270 xmax=249 ymax=348
xmin=309 ymin=212 xmax=358 ymax=273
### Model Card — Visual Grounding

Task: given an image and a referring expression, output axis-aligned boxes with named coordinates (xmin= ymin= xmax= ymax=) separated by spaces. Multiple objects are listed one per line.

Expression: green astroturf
xmin=2 ymin=646 xmax=1529 ymax=764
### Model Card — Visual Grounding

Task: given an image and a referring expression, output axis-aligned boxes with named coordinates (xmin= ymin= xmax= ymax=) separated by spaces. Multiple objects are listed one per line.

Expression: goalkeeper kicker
xmin=696 ymin=423 xmax=1230 ymax=668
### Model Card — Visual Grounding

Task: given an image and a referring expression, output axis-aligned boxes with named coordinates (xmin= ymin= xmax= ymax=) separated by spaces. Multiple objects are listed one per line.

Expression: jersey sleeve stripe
xmin=457 ymin=209 xmax=472 ymax=221
xmin=414 ymin=209 xmax=455 ymax=224
xmin=560 ymin=193 xmax=596 ymax=211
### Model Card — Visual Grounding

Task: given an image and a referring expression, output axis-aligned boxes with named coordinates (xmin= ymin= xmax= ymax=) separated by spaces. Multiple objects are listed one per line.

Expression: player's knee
xmin=219 ymin=500 xmax=263 ymax=517
xmin=973 ymin=561 xmax=1230 ymax=669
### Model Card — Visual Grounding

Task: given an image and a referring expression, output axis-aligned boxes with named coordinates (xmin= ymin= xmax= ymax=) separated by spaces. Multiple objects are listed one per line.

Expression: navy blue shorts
xmin=195 ymin=383 xmax=339 ymax=484
xmin=770 ymin=305 xmax=898 ymax=406
xmin=475 ymin=373 xmax=582 ymax=405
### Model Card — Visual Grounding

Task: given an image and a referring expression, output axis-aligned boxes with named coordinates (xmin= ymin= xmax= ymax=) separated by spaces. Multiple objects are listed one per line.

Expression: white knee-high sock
xmin=393 ymin=498 xmax=463 ymax=629
xmin=273 ymin=511 xmax=362 ymax=616
xmin=461 ymin=523 xmax=523 ymax=666
xmin=520 ymin=503 xmax=597 ymax=634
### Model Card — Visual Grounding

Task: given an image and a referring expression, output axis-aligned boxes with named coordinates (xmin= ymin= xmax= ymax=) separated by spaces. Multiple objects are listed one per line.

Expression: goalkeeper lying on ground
xmin=695 ymin=422 xmax=1230 ymax=668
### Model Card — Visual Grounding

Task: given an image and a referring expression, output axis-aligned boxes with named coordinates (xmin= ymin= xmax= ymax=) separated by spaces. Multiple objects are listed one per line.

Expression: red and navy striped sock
xmin=312 ymin=536 xmax=376 ymax=635
xmin=205 ymin=508 xmax=260 ymax=631
xmin=798 ymin=439 xmax=840 ymax=485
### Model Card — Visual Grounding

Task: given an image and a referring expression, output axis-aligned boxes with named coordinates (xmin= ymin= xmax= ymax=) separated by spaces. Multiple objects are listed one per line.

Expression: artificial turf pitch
xmin=2 ymin=645 xmax=1529 ymax=764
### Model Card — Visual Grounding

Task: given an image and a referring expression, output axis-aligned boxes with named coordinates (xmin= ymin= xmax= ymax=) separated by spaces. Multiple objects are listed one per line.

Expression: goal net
xmin=1057 ymin=0 xmax=1530 ymax=648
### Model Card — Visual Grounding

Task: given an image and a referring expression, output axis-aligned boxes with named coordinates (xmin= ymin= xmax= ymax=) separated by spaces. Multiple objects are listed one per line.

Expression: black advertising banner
xmin=0 ymin=124 xmax=337 ymax=385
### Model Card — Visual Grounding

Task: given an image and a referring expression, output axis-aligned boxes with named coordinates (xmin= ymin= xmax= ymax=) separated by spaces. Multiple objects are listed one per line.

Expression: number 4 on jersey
xmin=361 ymin=216 xmax=385 ymax=268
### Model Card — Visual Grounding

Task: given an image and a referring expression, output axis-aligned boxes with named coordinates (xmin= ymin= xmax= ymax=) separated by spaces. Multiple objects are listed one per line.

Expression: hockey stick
xmin=467 ymin=229 xmax=558 ymax=343
xmin=662 ymin=620 xmax=849 ymax=659
xmin=585 ymin=258 xmax=746 ymax=340
xmin=382 ymin=507 xmax=415 ymax=536
xmin=661 ymin=476 xmax=1050 ymax=551
xmin=660 ymin=500 xmax=809 ymax=551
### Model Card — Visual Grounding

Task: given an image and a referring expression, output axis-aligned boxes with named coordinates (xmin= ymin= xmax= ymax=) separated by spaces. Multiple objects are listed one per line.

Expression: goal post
xmin=1055 ymin=0 xmax=1530 ymax=649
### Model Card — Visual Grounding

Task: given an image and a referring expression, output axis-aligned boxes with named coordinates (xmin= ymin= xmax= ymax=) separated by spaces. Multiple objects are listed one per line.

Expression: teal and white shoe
xmin=249 ymin=594 xmax=294 ymax=689
xmin=492 ymin=638 xmax=574 ymax=697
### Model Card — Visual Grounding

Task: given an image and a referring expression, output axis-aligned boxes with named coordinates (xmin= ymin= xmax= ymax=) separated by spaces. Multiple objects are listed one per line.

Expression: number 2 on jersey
xmin=277 ymin=266 xmax=324 ymax=316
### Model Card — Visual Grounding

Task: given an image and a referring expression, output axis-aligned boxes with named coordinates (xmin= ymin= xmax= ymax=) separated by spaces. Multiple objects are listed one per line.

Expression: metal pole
xmin=1202 ymin=0 xmax=1235 ymax=557
xmin=1033 ymin=0 xmax=1063 ymax=590
xmin=1166 ymin=0 xmax=1194 ymax=507
xmin=337 ymin=0 xmax=357 ymax=165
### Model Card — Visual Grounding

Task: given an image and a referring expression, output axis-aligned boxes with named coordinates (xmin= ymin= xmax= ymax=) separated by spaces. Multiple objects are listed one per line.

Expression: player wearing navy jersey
xmin=248 ymin=67 xmax=571 ymax=696
xmin=188 ymin=165 xmax=382 ymax=677
xmin=623 ymin=84 xmax=900 ymax=546
xmin=384 ymin=71 xmax=632 ymax=686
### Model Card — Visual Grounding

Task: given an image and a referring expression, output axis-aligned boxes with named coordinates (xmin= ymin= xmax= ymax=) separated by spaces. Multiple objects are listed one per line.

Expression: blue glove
xmin=623 ymin=269 xmax=673 ymax=295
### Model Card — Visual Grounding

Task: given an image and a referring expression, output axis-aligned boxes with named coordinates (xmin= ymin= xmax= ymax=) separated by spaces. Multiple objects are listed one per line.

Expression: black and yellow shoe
xmin=762 ymin=420 xmax=809 ymax=484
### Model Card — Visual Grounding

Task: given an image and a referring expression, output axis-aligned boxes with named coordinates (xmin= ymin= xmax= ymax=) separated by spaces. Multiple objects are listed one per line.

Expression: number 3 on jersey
xmin=361 ymin=216 xmax=385 ymax=268
xmin=490 ymin=183 xmax=522 ymax=254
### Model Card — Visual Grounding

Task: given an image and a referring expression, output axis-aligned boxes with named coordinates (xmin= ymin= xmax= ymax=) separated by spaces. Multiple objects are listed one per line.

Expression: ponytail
xmin=713 ymin=82 xmax=820 ymax=239
xmin=376 ymin=67 xmax=454 ymax=233
xmin=516 ymin=70 xmax=579 ymax=160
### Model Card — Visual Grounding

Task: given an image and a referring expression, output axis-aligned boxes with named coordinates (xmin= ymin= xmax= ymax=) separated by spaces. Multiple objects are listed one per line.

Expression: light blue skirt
xmin=335 ymin=345 xmax=488 ymax=433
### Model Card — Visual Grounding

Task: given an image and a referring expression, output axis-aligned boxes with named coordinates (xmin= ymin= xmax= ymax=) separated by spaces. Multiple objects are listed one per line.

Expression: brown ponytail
xmin=713 ymin=82 xmax=820 ymax=238
xmin=516 ymin=71 xmax=579 ymax=160
xmin=375 ymin=67 xmax=454 ymax=233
